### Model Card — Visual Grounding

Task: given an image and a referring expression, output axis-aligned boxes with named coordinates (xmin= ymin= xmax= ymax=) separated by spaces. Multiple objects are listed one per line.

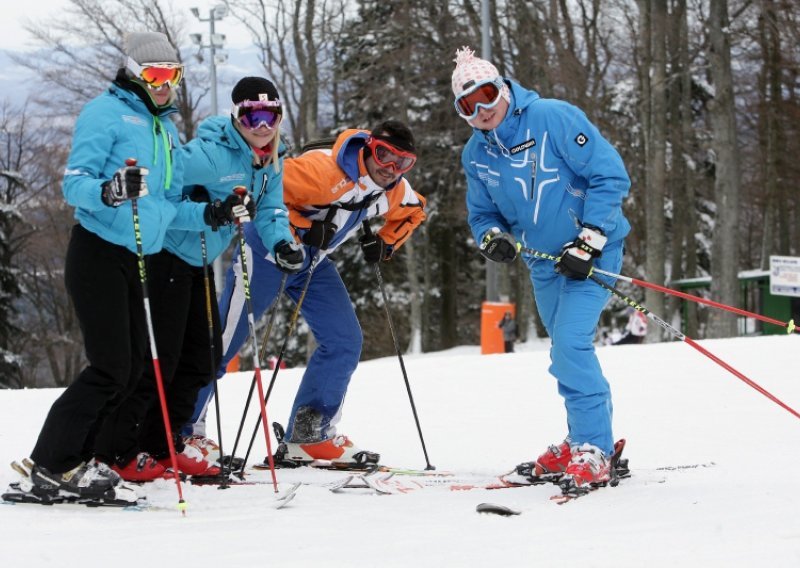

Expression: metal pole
xmin=207 ymin=9 xmax=224 ymax=291
xmin=480 ymin=0 xmax=498 ymax=302
xmin=209 ymin=10 xmax=218 ymax=116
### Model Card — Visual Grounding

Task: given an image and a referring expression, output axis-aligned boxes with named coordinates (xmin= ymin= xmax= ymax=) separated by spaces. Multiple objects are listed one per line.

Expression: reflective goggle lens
xmin=139 ymin=65 xmax=183 ymax=88
xmin=238 ymin=108 xmax=281 ymax=130
xmin=367 ymin=138 xmax=417 ymax=174
xmin=454 ymin=81 xmax=502 ymax=118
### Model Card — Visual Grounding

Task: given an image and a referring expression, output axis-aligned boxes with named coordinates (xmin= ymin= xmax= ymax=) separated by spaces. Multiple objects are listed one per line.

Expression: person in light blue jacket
xmin=93 ymin=77 xmax=302 ymax=481
xmin=23 ymin=32 xmax=191 ymax=502
xmin=452 ymin=47 xmax=631 ymax=494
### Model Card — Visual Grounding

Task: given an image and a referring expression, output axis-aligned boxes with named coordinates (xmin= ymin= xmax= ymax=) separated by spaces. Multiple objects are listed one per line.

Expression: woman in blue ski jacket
xmin=452 ymin=47 xmax=631 ymax=493
xmin=93 ymin=77 xmax=301 ymax=481
xmin=23 ymin=32 xmax=190 ymax=501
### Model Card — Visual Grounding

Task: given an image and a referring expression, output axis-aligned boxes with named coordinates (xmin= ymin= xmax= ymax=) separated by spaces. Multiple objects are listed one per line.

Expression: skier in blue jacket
xmin=19 ymin=32 xmax=192 ymax=504
xmin=93 ymin=77 xmax=301 ymax=481
xmin=452 ymin=47 xmax=631 ymax=493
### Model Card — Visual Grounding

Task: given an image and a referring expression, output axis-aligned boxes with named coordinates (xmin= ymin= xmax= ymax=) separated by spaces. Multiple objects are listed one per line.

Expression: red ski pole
xmin=127 ymin=158 xmax=187 ymax=514
xmin=518 ymin=245 xmax=798 ymax=334
xmin=589 ymin=274 xmax=800 ymax=421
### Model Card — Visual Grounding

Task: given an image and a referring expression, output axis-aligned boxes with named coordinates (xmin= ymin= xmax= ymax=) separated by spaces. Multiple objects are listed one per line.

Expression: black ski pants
xmin=30 ymin=224 xmax=147 ymax=473
xmin=94 ymin=250 xmax=221 ymax=465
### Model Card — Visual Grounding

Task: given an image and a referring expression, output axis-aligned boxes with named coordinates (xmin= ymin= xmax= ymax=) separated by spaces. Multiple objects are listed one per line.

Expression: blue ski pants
xmin=186 ymin=222 xmax=362 ymax=441
xmin=524 ymin=243 xmax=623 ymax=456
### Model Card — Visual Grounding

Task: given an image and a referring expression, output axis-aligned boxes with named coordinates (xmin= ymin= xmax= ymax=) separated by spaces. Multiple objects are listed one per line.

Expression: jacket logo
xmin=575 ymin=133 xmax=589 ymax=146
xmin=510 ymin=139 xmax=536 ymax=154
xmin=331 ymin=178 xmax=349 ymax=194
xmin=122 ymin=115 xmax=147 ymax=127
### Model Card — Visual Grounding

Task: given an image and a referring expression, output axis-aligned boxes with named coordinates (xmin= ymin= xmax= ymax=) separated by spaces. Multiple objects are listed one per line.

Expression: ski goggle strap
xmin=366 ymin=136 xmax=417 ymax=174
xmin=453 ymin=77 xmax=504 ymax=119
xmin=233 ymin=100 xmax=282 ymax=130
xmin=126 ymin=57 xmax=184 ymax=88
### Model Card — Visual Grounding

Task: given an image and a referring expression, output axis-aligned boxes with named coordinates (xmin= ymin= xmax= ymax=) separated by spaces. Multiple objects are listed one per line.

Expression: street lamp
xmin=190 ymin=4 xmax=228 ymax=117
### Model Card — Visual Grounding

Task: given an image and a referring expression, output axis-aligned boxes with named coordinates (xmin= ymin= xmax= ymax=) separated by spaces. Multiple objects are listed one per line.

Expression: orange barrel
xmin=481 ymin=301 xmax=515 ymax=354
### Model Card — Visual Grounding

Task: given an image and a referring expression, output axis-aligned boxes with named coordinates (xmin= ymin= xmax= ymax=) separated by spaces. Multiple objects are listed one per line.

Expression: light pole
xmin=191 ymin=4 xmax=228 ymax=291
xmin=190 ymin=4 xmax=228 ymax=116
xmin=481 ymin=0 xmax=499 ymax=302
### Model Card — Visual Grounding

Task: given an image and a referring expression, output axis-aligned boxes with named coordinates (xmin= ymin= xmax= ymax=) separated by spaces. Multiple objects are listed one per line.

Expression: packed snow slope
xmin=1 ymin=335 xmax=798 ymax=567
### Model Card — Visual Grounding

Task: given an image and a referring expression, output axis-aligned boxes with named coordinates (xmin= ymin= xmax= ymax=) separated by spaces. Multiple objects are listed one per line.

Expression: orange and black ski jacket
xmin=284 ymin=129 xmax=426 ymax=255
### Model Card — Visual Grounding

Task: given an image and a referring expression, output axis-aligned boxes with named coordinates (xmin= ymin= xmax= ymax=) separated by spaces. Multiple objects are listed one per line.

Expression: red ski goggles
xmin=127 ymin=57 xmax=184 ymax=88
xmin=454 ymin=77 xmax=504 ymax=119
xmin=366 ymin=136 xmax=417 ymax=174
xmin=233 ymin=100 xmax=282 ymax=130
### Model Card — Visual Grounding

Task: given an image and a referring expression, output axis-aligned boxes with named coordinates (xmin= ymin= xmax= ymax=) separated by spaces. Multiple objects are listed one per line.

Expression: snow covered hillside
xmin=1 ymin=335 xmax=799 ymax=567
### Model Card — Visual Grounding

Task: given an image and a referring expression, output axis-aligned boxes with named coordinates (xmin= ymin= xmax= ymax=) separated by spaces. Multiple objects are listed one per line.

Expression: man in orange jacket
xmin=186 ymin=120 xmax=425 ymax=467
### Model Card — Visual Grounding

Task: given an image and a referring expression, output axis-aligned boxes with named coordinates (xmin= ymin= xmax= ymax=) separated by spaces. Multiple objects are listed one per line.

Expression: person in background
xmin=185 ymin=120 xmax=426 ymax=468
xmin=14 ymin=32 xmax=189 ymax=505
xmin=613 ymin=308 xmax=648 ymax=345
xmin=498 ymin=311 xmax=517 ymax=353
xmin=452 ymin=46 xmax=631 ymax=494
xmin=93 ymin=77 xmax=295 ymax=481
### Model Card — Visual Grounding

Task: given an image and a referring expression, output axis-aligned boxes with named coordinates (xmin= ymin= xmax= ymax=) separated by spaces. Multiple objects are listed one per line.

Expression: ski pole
xmin=199 ymin=231 xmax=229 ymax=488
xmin=518 ymin=245 xmax=798 ymax=334
xmin=127 ymin=158 xmax=186 ymax=514
xmin=588 ymin=273 xmax=800 ymax=421
xmin=363 ymin=221 xmax=435 ymax=470
xmin=240 ymin=251 xmax=321 ymax=471
xmin=228 ymin=186 xmax=280 ymax=492
xmin=227 ymin=272 xmax=287 ymax=472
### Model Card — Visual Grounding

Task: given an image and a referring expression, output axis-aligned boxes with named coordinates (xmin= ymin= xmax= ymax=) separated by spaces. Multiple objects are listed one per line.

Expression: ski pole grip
xmin=233 ymin=185 xmax=247 ymax=197
xmin=125 ymin=158 xmax=137 ymax=167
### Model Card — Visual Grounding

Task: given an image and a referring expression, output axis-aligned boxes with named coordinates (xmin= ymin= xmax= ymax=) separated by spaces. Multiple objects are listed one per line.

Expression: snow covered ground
xmin=1 ymin=335 xmax=799 ymax=567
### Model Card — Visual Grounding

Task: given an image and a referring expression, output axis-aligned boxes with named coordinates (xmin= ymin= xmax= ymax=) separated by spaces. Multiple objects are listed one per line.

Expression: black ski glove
xmin=274 ymin=240 xmax=305 ymax=274
xmin=359 ymin=233 xmax=388 ymax=264
xmin=301 ymin=220 xmax=337 ymax=250
xmin=479 ymin=227 xmax=517 ymax=263
xmin=101 ymin=164 xmax=150 ymax=207
xmin=554 ymin=227 xmax=607 ymax=280
xmin=204 ymin=194 xmax=251 ymax=231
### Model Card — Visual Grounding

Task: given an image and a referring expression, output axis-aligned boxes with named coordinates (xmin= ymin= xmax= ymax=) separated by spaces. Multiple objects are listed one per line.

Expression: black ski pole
xmin=226 ymin=272 xmax=288 ymax=473
xmin=199 ymin=231 xmax=229 ymax=488
xmin=240 ymin=251 xmax=321 ymax=471
xmin=126 ymin=158 xmax=187 ymax=513
xmin=362 ymin=221 xmax=434 ymax=470
xmin=229 ymin=186 xmax=280 ymax=491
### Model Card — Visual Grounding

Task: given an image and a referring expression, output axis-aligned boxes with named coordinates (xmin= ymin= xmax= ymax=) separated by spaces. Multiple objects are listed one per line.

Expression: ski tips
xmin=476 ymin=502 xmax=521 ymax=516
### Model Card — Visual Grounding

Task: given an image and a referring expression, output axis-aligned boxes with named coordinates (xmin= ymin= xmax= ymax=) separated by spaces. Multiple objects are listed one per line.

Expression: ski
xmin=3 ymin=460 xmax=144 ymax=509
xmin=2 ymin=482 xmax=147 ymax=509
xmin=251 ymin=422 xmax=381 ymax=472
xmin=476 ymin=502 xmax=521 ymax=516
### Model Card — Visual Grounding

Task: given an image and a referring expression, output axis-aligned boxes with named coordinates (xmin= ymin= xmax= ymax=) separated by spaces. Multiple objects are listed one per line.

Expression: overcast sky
xmin=0 ymin=1 xmax=253 ymax=51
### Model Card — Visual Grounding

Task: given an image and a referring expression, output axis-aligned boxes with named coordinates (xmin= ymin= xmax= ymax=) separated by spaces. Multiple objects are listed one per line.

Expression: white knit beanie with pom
xmin=451 ymin=46 xmax=510 ymax=103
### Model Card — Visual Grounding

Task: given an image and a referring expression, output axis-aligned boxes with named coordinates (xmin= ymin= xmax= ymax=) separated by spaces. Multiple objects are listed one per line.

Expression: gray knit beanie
xmin=126 ymin=32 xmax=179 ymax=65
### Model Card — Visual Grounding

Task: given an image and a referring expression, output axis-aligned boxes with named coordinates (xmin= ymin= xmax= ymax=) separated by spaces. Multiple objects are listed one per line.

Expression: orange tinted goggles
xmin=454 ymin=78 xmax=503 ymax=119
xmin=127 ymin=57 xmax=184 ymax=88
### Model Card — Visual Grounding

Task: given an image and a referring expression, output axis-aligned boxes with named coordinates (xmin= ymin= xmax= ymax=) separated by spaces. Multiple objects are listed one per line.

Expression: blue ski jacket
xmin=62 ymin=84 xmax=188 ymax=254
xmin=462 ymin=80 xmax=630 ymax=254
xmin=171 ymin=115 xmax=293 ymax=266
